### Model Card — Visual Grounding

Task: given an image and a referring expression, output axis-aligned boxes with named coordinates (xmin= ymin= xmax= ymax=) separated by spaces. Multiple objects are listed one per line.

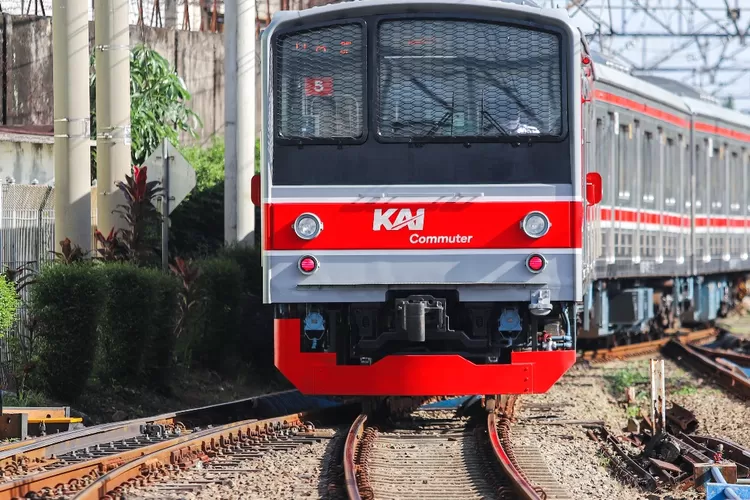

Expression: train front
xmin=260 ymin=0 xmax=586 ymax=396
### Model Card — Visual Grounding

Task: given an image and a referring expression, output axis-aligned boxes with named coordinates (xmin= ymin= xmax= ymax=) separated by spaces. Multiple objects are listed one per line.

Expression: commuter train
xmin=252 ymin=0 xmax=750 ymax=397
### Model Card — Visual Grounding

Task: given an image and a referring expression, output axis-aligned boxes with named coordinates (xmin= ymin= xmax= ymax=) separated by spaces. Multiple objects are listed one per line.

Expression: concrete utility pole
xmin=237 ymin=0 xmax=256 ymax=246
xmin=224 ymin=0 xmax=238 ymax=244
xmin=52 ymin=0 xmax=92 ymax=252
xmin=95 ymin=0 xmax=131 ymax=235
xmin=163 ymin=0 xmax=178 ymax=28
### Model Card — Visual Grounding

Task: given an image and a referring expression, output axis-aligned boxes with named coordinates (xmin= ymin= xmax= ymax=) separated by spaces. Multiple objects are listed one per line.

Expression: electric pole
xmin=224 ymin=0 xmax=238 ymax=244
xmin=52 ymin=0 xmax=92 ymax=252
xmin=95 ymin=0 xmax=131 ymax=235
xmin=237 ymin=0 xmax=256 ymax=246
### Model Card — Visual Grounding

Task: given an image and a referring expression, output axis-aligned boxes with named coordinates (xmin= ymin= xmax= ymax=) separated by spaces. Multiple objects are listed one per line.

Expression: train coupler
xmin=395 ymin=295 xmax=446 ymax=342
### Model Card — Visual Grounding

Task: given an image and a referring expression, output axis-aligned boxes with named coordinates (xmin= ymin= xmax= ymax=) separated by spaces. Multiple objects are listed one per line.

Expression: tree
xmin=90 ymin=44 xmax=203 ymax=172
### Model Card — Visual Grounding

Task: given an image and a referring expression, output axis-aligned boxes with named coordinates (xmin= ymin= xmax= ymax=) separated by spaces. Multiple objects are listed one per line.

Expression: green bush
xmin=189 ymin=257 xmax=243 ymax=373
xmin=30 ymin=263 xmax=103 ymax=402
xmin=97 ymin=263 xmax=169 ymax=386
xmin=143 ymin=272 xmax=181 ymax=389
xmin=217 ymin=244 xmax=273 ymax=373
xmin=171 ymin=137 xmax=262 ymax=258
xmin=0 ymin=275 xmax=19 ymax=334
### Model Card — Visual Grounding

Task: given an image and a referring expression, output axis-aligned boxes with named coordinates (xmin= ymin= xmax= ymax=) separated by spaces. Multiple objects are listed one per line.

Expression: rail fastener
xmin=72 ymin=404 xmax=354 ymax=500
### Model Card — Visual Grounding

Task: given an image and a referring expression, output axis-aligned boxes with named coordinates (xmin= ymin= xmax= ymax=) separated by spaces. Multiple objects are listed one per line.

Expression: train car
xmin=254 ymin=0 xmax=598 ymax=396
xmin=579 ymin=55 xmax=750 ymax=347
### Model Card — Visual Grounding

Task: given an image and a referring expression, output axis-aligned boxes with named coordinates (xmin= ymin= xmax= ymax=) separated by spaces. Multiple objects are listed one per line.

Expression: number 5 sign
xmin=305 ymin=77 xmax=334 ymax=96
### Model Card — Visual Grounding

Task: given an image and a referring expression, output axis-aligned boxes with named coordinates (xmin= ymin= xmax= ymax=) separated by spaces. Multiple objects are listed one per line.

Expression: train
xmin=251 ymin=0 xmax=750 ymax=397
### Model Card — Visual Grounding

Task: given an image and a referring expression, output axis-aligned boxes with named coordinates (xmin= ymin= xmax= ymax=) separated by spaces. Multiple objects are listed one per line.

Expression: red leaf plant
xmin=113 ymin=165 xmax=164 ymax=263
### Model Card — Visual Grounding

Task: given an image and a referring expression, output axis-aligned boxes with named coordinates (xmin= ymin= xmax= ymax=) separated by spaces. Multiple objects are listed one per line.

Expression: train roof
xmin=593 ymin=62 xmax=690 ymax=115
xmin=681 ymin=96 xmax=750 ymax=131
xmin=592 ymin=51 xmax=750 ymax=132
xmin=267 ymin=0 xmax=574 ymax=29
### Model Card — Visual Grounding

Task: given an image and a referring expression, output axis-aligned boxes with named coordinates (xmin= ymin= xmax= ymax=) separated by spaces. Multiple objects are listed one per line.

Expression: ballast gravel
xmin=516 ymin=351 xmax=750 ymax=500
xmin=123 ymin=428 xmax=345 ymax=500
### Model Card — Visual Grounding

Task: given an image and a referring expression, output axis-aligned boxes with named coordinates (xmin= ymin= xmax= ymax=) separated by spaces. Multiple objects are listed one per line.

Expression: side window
xmin=618 ymin=124 xmax=632 ymax=207
xmin=642 ymin=131 xmax=655 ymax=207
xmin=664 ymin=138 xmax=675 ymax=211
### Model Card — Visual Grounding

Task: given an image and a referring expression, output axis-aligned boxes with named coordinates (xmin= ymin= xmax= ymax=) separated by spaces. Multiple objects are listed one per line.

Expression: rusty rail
xmin=662 ymin=339 xmax=750 ymax=399
xmin=71 ymin=401 xmax=353 ymax=500
xmin=579 ymin=328 xmax=716 ymax=362
xmin=487 ymin=413 xmax=544 ymax=500
xmin=343 ymin=414 xmax=367 ymax=500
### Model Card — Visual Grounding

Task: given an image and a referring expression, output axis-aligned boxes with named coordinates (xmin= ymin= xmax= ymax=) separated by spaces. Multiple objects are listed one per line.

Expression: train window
xmin=275 ymin=23 xmax=365 ymax=140
xmin=695 ymin=144 xmax=706 ymax=214
xmin=617 ymin=125 xmax=632 ymax=207
xmin=664 ymin=138 xmax=675 ymax=210
xmin=731 ymin=152 xmax=742 ymax=213
xmin=595 ymin=117 xmax=611 ymax=204
xmin=642 ymin=131 xmax=655 ymax=207
xmin=376 ymin=19 xmax=563 ymax=140
xmin=710 ymin=147 xmax=723 ymax=215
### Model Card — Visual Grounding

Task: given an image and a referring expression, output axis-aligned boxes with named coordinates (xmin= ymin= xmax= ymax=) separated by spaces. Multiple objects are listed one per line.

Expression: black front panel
xmin=272 ymin=141 xmax=571 ymax=185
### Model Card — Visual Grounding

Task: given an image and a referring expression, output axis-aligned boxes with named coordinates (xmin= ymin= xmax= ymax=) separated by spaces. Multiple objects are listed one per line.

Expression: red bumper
xmin=274 ymin=319 xmax=576 ymax=396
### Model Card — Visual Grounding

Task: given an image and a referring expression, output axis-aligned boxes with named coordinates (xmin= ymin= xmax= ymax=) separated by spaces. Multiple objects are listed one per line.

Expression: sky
xmin=544 ymin=0 xmax=750 ymax=113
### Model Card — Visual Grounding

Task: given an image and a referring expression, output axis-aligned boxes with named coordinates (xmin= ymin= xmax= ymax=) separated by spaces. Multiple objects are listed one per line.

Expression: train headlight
xmin=293 ymin=213 xmax=323 ymax=240
xmin=521 ymin=211 xmax=550 ymax=238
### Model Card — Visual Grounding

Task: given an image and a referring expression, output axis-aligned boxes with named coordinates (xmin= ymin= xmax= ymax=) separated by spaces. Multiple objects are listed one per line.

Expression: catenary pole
xmin=52 ymin=0 xmax=92 ymax=252
xmin=224 ymin=0 xmax=238 ymax=244
xmin=95 ymin=0 xmax=131 ymax=236
xmin=236 ymin=0 xmax=256 ymax=246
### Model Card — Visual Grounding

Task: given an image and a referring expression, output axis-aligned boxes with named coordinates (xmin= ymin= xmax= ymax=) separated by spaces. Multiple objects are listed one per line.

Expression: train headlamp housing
xmin=293 ymin=213 xmax=323 ymax=240
xmin=521 ymin=211 xmax=550 ymax=238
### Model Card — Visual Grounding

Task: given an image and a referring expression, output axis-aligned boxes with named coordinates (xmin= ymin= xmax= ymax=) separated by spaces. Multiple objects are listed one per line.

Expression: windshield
xmin=275 ymin=23 xmax=365 ymax=140
xmin=376 ymin=20 xmax=564 ymax=140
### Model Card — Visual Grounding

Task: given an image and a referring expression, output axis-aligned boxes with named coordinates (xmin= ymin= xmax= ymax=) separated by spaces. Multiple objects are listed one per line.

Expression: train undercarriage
xmin=273 ymin=290 xmax=578 ymax=396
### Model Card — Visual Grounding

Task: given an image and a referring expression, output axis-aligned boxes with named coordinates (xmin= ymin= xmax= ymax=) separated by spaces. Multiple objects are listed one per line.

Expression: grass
xmin=604 ymin=367 xmax=649 ymax=395
xmin=625 ymin=404 xmax=641 ymax=419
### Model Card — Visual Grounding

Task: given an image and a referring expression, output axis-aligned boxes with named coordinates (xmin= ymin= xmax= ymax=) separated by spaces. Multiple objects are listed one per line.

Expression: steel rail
xmin=487 ymin=413 xmax=543 ymax=500
xmin=71 ymin=410 xmax=319 ymax=500
xmin=0 ymin=416 xmax=263 ymax=499
xmin=343 ymin=413 xmax=366 ymax=500
xmin=579 ymin=328 xmax=716 ymax=362
xmin=0 ymin=389 xmax=323 ymax=471
xmin=662 ymin=339 xmax=750 ymax=399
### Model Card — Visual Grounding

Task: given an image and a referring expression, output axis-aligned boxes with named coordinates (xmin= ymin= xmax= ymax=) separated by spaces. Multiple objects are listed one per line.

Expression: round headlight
xmin=521 ymin=211 xmax=550 ymax=238
xmin=293 ymin=213 xmax=323 ymax=240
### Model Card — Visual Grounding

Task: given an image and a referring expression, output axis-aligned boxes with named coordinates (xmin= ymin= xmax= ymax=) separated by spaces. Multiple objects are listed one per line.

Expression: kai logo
xmin=373 ymin=208 xmax=425 ymax=231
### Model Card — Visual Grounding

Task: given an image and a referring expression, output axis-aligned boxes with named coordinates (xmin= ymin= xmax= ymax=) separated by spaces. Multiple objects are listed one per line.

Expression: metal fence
xmin=0 ymin=183 xmax=98 ymax=390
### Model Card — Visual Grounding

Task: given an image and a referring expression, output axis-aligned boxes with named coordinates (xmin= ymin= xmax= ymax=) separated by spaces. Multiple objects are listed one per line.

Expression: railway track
xmin=344 ymin=401 xmax=563 ymax=500
xmin=662 ymin=338 xmax=750 ymax=400
xmin=578 ymin=327 xmax=717 ymax=363
xmin=0 ymin=390 xmax=347 ymax=499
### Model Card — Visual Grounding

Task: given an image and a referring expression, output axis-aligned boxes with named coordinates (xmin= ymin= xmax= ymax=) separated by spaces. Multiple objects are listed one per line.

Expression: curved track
xmin=343 ymin=402 xmax=556 ymax=500
xmin=578 ymin=327 xmax=717 ymax=363
xmin=0 ymin=390 xmax=347 ymax=499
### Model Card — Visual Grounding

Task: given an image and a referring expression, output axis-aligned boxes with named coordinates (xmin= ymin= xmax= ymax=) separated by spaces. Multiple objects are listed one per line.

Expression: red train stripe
xmin=267 ymin=201 xmax=583 ymax=250
xmin=595 ymin=90 xmax=750 ymax=143
xmin=695 ymin=122 xmax=750 ymax=143
xmin=600 ymin=207 xmax=748 ymax=228
xmin=595 ymin=90 xmax=689 ymax=128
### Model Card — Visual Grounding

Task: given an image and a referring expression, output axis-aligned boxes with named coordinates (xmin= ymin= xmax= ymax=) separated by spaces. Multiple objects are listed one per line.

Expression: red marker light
xmin=526 ymin=254 xmax=546 ymax=273
xmin=299 ymin=256 xmax=318 ymax=274
xmin=582 ymin=56 xmax=591 ymax=65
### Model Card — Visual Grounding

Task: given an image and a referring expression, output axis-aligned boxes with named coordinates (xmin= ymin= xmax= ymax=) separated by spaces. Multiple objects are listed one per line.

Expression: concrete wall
xmin=0 ymin=14 xmax=233 ymax=146
xmin=0 ymin=129 xmax=54 ymax=185
xmin=0 ymin=0 xmax=207 ymax=27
